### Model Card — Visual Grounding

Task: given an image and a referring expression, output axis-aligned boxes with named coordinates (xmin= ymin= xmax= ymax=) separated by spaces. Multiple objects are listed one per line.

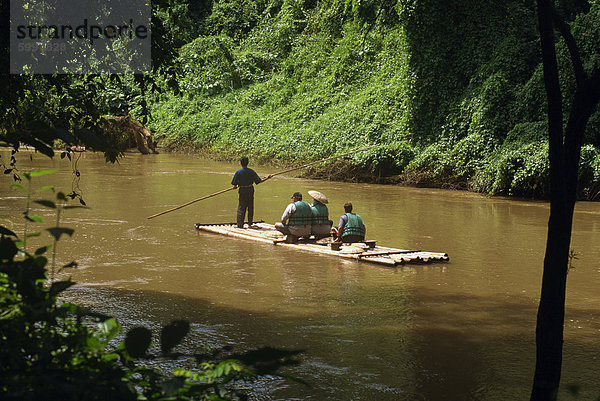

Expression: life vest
xmin=311 ymin=203 xmax=329 ymax=225
xmin=342 ymin=213 xmax=365 ymax=238
xmin=288 ymin=201 xmax=312 ymax=226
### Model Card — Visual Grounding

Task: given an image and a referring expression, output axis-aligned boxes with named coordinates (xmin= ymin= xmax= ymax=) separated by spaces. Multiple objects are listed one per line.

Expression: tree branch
xmin=551 ymin=8 xmax=585 ymax=85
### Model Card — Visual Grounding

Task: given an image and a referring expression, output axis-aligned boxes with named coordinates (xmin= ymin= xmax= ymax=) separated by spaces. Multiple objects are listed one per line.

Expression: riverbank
xmin=149 ymin=142 xmax=600 ymax=201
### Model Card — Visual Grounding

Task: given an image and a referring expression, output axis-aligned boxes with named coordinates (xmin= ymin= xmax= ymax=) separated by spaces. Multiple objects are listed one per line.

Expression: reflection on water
xmin=1 ymin=151 xmax=599 ymax=400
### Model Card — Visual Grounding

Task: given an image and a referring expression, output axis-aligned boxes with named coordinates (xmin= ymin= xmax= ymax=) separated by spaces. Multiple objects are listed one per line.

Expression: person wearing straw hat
xmin=309 ymin=190 xmax=333 ymax=238
xmin=232 ymin=156 xmax=272 ymax=229
xmin=332 ymin=201 xmax=366 ymax=243
xmin=274 ymin=192 xmax=312 ymax=242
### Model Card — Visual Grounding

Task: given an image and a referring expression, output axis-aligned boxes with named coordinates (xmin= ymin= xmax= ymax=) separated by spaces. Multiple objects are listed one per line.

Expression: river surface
xmin=1 ymin=151 xmax=599 ymax=400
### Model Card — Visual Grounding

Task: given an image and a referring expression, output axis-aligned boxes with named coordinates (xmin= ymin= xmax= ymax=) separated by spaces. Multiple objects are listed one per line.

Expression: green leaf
xmin=28 ymin=169 xmax=58 ymax=178
xmin=35 ymin=185 xmax=55 ymax=193
xmin=25 ymin=232 xmax=41 ymax=238
xmin=97 ymin=318 xmax=122 ymax=341
xmin=34 ymin=200 xmax=56 ymax=209
xmin=214 ymin=364 xmax=224 ymax=378
xmin=160 ymin=320 xmax=190 ymax=355
xmin=23 ymin=213 xmax=43 ymax=223
xmin=11 ymin=183 xmax=25 ymax=190
xmin=46 ymin=227 xmax=75 ymax=240
xmin=86 ymin=336 xmax=102 ymax=351
xmin=125 ymin=327 xmax=152 ymax=358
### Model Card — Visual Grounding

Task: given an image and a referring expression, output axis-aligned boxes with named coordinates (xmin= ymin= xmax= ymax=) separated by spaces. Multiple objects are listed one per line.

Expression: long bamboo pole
xmin=147 ymin=144 xmax=379 ymax=219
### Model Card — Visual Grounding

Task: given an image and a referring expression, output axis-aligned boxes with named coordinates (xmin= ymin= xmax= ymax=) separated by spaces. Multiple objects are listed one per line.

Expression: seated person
xmin=333 ymin=202 xmax=365 ymax=243
xmin=274 ymin=192 xmax=312 ymax=241
xmin=308 ymin=190 xmax=333 ymax=238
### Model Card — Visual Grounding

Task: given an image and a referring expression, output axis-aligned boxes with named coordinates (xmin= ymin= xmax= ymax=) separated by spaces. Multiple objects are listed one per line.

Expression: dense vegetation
xmin=2 ymin=1 xmax=599 ymax=199
xmin=146 ymin=0 xmax=600 ymax=199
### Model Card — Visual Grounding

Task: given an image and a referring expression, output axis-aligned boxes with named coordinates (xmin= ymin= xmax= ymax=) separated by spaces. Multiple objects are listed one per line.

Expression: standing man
xmin=231 ymin=156 xmax=271 ymax=228
xmin=333 ymin=201 xmax=366 ymax=243
xmin=274 ymin=192 xmax=312 ymax=242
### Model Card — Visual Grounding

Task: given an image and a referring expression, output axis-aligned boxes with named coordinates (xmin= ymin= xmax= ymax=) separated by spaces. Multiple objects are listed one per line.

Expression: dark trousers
xmin=341 ymin=234 xmax=364 ymax=243
xmin=237 ymin=192 xmax=254 ymax=228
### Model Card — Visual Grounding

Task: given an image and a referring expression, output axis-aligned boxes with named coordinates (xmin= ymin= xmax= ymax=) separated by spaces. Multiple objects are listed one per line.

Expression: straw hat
xmin=340 ymin=245 xmax=364 ymax=254
xmin=308 ymin=190 xmax=328 ymax=204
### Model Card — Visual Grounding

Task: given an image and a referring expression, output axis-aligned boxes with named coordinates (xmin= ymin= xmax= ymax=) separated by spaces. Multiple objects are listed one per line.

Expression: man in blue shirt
xmin=231 ymin=157 xmax=272 ymax=228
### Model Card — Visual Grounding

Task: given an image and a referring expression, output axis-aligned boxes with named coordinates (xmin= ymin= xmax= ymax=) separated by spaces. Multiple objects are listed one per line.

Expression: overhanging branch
xmin=551 ymin=8 xmax=585 ymax=85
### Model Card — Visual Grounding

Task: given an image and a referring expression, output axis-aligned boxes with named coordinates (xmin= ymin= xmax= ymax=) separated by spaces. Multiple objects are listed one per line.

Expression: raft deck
xmin=195 ymin=222 xmax=449 ymax=267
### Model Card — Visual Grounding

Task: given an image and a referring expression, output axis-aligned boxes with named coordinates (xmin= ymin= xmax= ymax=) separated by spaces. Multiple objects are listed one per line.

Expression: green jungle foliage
xmin=145 ymin=0 xmax=600 ymax=199
xmin=1 ymin=0 xmax=600 ymax=199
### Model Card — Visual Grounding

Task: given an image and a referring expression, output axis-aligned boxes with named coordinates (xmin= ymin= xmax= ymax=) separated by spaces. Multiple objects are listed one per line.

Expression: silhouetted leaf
xmin=46 ymin=227 xmax=75 ymax=240
xmin=34 ymin=244 xmax=52 ymax=255
xmin=50 ymin=127 xmax=77 ymax=144
xmin=230 ymin=347 xmax=304 ymax=375
xmin=160 ymin=320 xmax=190 ymax=355
xmin=61 ymin=261 xmax=78 ymax=269
xmin=79 ymin=198 xmax=87 ymax=206
xmin=56 ymin=192 xmax=66 ymax=201
xmin=23 ymin=137 xmax=54 ymax=157
xmin=0 ymin=226 xmax=17 ymax=237
xmin=125 ymin=327 xmax=152 ymax=358
xmin=32 ymin=255 xmax=47 ymax=268
xmin=50 ymin=280 xmax=75 ymax=296
xmin=0 ymin=236 xmax=19 ymax=260
xmin=34 ymin=200 xmax=56 ymax=209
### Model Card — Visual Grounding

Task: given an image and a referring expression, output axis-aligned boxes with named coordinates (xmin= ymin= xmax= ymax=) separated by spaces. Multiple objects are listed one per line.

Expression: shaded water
xmin=1 ymin=151 xmax=599 ymax=400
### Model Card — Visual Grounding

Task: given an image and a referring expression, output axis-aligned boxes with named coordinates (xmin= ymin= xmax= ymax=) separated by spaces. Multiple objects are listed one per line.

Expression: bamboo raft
xmin=195 ymin=222 xmax=449 ymax=267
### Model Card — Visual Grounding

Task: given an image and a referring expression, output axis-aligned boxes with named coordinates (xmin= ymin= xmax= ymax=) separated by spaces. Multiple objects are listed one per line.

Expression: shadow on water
xmin=409 ymin=286 xmax=600 ymax=401
xmin=62 ymin=283 xmax=600 ymax=401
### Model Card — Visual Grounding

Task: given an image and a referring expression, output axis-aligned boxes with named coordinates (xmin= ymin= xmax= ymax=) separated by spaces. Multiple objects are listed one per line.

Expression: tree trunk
xmin=531 ymin=2 xmax=600 ymax=399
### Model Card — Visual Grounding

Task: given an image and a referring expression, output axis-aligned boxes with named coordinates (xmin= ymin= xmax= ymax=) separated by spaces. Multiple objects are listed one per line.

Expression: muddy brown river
xmin=1 ymin=151 xmax=599 ymax=400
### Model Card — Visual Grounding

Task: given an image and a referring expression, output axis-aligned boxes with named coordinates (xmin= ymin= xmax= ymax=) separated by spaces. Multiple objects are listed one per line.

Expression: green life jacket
xmin=342 ymin=212 xmax=365 ymax=238
xmin=311 ymin=203 xmax=329 ymax=225
xmin=289 ymin=201 xmax=312 ymax=226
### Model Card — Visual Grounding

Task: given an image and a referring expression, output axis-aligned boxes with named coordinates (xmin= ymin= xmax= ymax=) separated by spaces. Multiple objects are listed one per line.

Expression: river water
xmin=1 ymin=151 xmax=599 ymax=400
